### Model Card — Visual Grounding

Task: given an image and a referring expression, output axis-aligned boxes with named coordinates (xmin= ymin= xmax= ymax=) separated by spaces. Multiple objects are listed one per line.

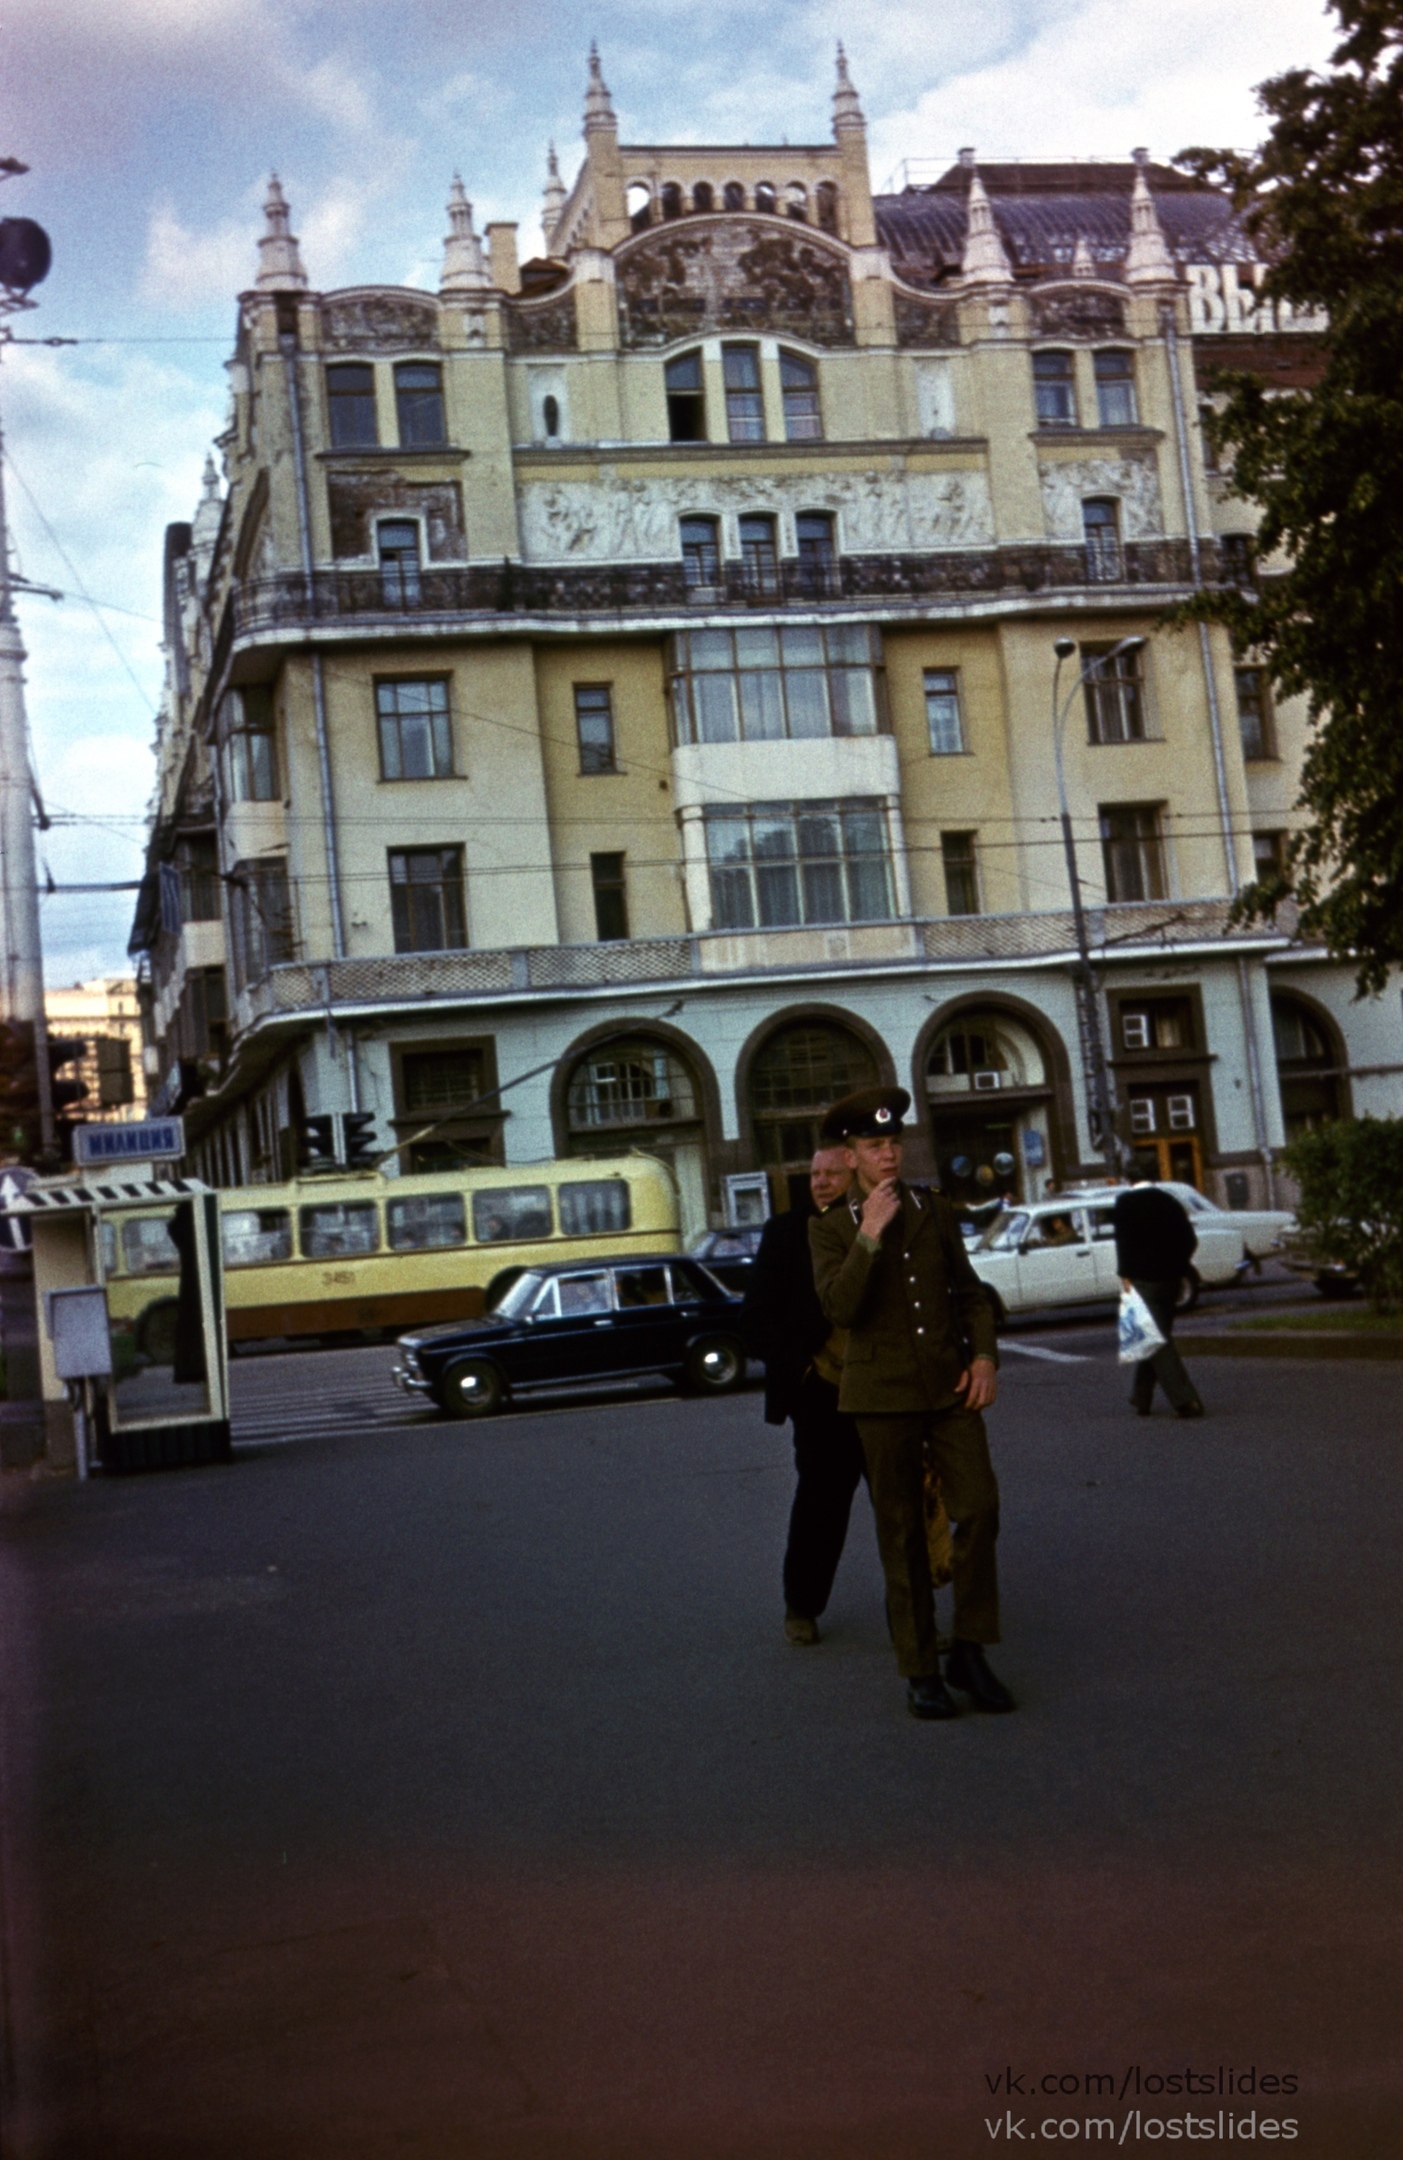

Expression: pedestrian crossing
xmin=230 ymin=1396 xmax=433 ymax=1449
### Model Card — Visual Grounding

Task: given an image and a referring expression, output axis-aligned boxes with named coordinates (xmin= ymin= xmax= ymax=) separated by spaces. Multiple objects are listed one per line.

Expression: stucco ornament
xmin=616 ymin=221 xmax=855 ymax=348
xmin=516 ymin=467 xmax=994 ymax=562
xmin=1037 ymin=453 xmax=1164 ymax=541
xmin=322 ymin=293 xmax=440 ymax=354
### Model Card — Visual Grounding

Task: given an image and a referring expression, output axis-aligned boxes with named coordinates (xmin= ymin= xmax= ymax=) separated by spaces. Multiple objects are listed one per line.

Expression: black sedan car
xmin=392 ymin=1253 xmax=747 ymax=1417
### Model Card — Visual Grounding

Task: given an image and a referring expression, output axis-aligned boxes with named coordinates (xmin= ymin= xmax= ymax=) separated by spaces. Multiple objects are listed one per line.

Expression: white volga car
xmin=968 ymin=1189 xmax=1280 ymax=1323
xmin=1148 ymin=1182 xmax=1297 ymax=1263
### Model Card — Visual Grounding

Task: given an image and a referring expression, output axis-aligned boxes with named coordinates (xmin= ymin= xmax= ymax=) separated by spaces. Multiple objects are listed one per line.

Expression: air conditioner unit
xmin=972 ymin=1070 xmax=1002 ymax=1091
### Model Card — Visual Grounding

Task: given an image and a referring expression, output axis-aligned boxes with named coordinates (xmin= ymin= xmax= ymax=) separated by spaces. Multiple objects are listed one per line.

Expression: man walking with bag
xmin=1113 ymin=1173 xmax=1205 ymax=1418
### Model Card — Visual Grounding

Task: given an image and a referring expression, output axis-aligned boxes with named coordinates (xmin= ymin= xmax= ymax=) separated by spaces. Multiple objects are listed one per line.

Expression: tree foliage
xmin=1178 ymin=0 xmax=1403 ymax=993
xmin=1280 ymin=1116 xmax=1403 ymax=1309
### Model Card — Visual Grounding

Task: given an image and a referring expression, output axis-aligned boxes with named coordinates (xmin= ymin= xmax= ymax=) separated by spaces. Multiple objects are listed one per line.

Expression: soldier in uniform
xmin=809 ymin=1085 xmax=1014 ymax=1722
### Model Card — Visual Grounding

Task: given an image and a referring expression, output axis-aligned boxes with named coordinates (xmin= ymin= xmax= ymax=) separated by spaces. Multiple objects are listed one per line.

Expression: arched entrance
xmin=1271 ymin=992 xmax=1347 ymax=1141
xmin=747 ymin=1017 xmax=880 ymax=1199
xmin=923 ymin=1005 xmax=1058 ymax=1204
xmin=560 ymin=1033 xmax=711 ymax=1241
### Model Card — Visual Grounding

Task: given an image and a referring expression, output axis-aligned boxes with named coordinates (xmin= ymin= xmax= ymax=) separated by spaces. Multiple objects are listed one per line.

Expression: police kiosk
xmin=5 ymin=1118 xmax=230 ymax=1476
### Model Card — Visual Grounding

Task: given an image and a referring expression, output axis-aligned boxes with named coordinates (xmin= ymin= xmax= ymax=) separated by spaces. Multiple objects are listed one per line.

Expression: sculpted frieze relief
xmin=1030 ymin=287 xmax=1127 ymax=340
xmin=516 ymin=467 xmax=994 ymax=563
xmin=617 ymin=222 xmax=855 ymax=349
xmin=504 ymin=290 xmax=578 ymax=353
xmin=893 ymin=289 xmax=961 ymax=349
xmin=321 ymin=293 xmax=441 ymax=354
xmin=327 ymin=475 xmax=466 ymax=561
xmin=1038 ymin=452 xmax=1164 ymax=541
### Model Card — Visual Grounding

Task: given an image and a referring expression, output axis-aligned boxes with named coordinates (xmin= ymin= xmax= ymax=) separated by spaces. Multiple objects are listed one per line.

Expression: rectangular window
xmin=1221 ymin=532 xmax=1255 ymax=585
xmin=1082 ymin=500 xmax=1122 ymax=584
xmin=1128 ymin=1096 xmax=1156 ymax=1135
xmin=1120 ymin=998 xmax=1193 ymax=1051
xmin=558 ymin=1179 xmax=632 ymax=1236
xmin=941 ymin=831 xmax=980 ymax=916
xmin=1100 ymin=804 xmax=1167 ymax=902
xmin=590 ymin=852 xmax=629 ymax=940
xmin=394 ymin=361 xmax=446 ymax=447
xmin=376 ymin=678 xmax=453 ymax=780
xmin=1094 ymin=348 xmax=1138 ymax=427
xmin=386 ymin=1192 xmax=467 ymax=1251
xmin=574 ymin=683 xmax=617 ymax=774
xmin=1033 ymin=349 xmax=1076 ymax=426
xmin=121 ymin=1216 xmax=180 ymax=1275
xmin=221 ymin=1209 xmax=293 ymax=1267
xmin=669 ymin=624 xmax=882 ymax=746
xmin=231 ymin=858 xmax=293 ymax=982
xmin=378 ymin=520 xmax=421 ymax=606
xmin=471 ymin=1185 xmax=554 ymax=1244
xmin=795 ymin=511 xmax=837 ymax=597
xmin=1235 ymin=666 xmax=1274 ymax=759
xmin=738 ymin=512 xmax=779 ymax=595
xmin=924 ymin=668 xmax=965 ymax=755
xmin=326 ymin=362 xmax=377 ymax=448
xmin=679 ymin=515 xmax=721 ymax=592
xmin=665 ymin=351 xmax=706 ymax=442
xmin=1253 ymin=830 xmax=1286 ymax=880
xmin=223 ymin=686 xmax=280 ymax=802
xmin=1166 ymin=1093 xmax=1197 ymax=1131
xmin=401 ymin=1047 xmax=488 ymax=1114
xmin=388 ymin=846 xmax=467 ymax=952
xmin=704 ymin=799 xmax=894 ymax=931
xmin=781 ymin=351 xmax=822 ymax=441
xmin=1122 ymin=1010 xmax=1151 ymax=1050
xmin=299 ymin=1202 xmax=380 ymax=1258
xmin=1082 ymin=641 xmax=1147 ymax=742
xmin=723 ymin=344 xmax=765 ymax=441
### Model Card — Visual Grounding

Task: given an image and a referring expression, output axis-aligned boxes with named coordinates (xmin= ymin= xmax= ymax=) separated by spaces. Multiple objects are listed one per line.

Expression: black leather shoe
xmin=1176 ymin=1400 xmax=1206 ymax=1419
xmin=1130 ymin=1399 xmax=1152 ymax=1416
xmin=907 ymin=1673 xmax=961 ymax=1720
xmin=944 ymin=1641 xmax=1016 ymax=1713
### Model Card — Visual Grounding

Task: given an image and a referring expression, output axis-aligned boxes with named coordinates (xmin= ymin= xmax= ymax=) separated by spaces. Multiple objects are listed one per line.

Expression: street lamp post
xmin=1051 ymin=635 xmax=1145 ymax=1175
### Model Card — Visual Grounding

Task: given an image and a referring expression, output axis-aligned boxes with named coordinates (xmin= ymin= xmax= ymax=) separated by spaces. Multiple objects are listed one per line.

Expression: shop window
xmin=723 ymin=344 xmax=765 ymax=442
xmin=388 ymin=845 xmax=467 ymax=952
xmin=376 ymin=677 xmax=453 ymax=779
xmin=750 ymin=1021 xmax=878 ymax=1167
xmin=326 ymin=361 xmax=377 ymax=447
xmin=706 ymin=800 xmax=893 ymax=929
xmin=669 ymin=622 xmax=883 ymax=744
xmin=1094 ymin=348 xmax=1138 ymax=426
xmin=394 ymin=361 xmax=446 ymax=446
xmin=666 ymin=351 xmax=706 ymax=442
xmin=1033 ymin=349 xmax=1076 ymax=426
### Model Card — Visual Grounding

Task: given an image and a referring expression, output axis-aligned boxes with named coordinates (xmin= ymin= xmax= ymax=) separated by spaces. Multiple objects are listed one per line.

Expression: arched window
xmin=754 ymin=181 xmax=777 ymax=216
xmin=660 ymin=181 xmax=684 ymax=221
xmin=815 ymin=181 xmax=839 ymax=234
xmin=692 ymin=181 xmax=714 ymax=213
xmin=750 ymin=1021 xmax=878 ymax=1168
xmin=665 ymin=350 xmax=706 ymax=442
xmin=1271 ymin=994 xmax=1343 ymax=1139
xmin=542 ymin=394 xmax=560 ymax=440
xmin=627 ymin=182 xmax=653 ymax=233
xmin=567 ymin=1038 xmax=698 ymax=1133
xmin=795 ymin=511 xmax=836 ymax=595
xmin=927 ymin=1011 xmax=1046 ymax=1095
xmin=785 ymin=181 xmax=808 ymax=222
xmin=780 ymin=350 xmax=821 ymax=441
xmin=925 ymin=1007 xmax=1054 ymax=1203
xmin=723 ymin=181 xmax=746 ymax=211
xmin=723 ymin=343 xmax=765 ymax=441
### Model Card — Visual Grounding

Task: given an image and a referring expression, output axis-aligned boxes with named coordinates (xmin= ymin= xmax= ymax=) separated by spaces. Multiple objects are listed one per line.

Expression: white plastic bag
xmin=1117 ymin=1285 xmax=1167 ymax=1364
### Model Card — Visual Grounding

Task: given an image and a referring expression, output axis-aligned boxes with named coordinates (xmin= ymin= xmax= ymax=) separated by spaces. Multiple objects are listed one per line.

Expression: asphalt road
xmin=2 ymin=1300 xmax=1401 ymax=2158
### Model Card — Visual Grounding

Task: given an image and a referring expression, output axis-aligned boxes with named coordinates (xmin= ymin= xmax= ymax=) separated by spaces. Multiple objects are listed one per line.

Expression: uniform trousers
xmin=784 ymin=1370 xmax=867 ymax=1621
xmin=1127 ymin=1278 xmax=1202 ymax=1413
xmin=855 ymin=1404 xmax=1001 ymax=1678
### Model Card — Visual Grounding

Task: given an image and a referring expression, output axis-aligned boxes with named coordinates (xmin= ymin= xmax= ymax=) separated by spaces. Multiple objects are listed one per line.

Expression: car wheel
xmin=1175 ymin=1268 xmax=1202 ymax=1314
xmin=683 ymin=1334 xmax=745 ymax=1394
xmin=437 ymin=1357 xmax=507 ymax=1418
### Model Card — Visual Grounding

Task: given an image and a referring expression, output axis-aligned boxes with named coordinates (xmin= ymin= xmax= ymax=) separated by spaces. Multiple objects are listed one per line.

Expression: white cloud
xmin=141 ymin=201 xmax=254 ymax=309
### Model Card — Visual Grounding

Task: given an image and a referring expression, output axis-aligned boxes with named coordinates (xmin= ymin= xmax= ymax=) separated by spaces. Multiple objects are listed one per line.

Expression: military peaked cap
xmin=819 ymin=1085 xmax=911 ymax=1144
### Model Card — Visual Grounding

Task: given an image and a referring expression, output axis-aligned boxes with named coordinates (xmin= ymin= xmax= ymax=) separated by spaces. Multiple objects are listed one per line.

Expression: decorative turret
xmin=191 ymin=454 xmax=223 ymax=589
xmin=542 ymin=143 xmax=567 ymax=252
xmin=960 ymin=160 xmax=1012 ymax=286
xmin=1123 ymin=148 xmax=1176 ymax=286
xmin=255 ymin=175 xmax=308 ymax=291
xmin=584 ymin=42 xmax=616 ymax=136
xmin=1072 ymin=233 xmax=1095 ymax=279
xmin=440 ymin=176 xmax=490 ymax=293
xmin=832 ymin=42 xmax=865 ymax=136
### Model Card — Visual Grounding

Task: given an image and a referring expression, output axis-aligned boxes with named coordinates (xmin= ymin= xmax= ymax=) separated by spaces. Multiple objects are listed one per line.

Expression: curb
xmin=1176 ymin=1330 xmax=1403 ymax=1362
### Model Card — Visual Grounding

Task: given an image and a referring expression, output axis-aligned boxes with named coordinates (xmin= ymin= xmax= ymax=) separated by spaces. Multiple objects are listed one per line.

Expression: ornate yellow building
xmin=133 ymin=49 xmax=1399 ymax=1234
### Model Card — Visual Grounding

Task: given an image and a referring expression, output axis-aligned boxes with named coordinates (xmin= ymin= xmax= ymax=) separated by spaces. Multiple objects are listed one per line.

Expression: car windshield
xmin=493 ymin=1271 xmax=544 ymax=1318
xmin=977 ymin=1210 xmax=1028 ymax=1252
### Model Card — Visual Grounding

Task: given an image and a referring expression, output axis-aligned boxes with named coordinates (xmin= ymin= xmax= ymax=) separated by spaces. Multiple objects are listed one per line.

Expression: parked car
xmin=687 ymin=1224 xmax=765 ymax=1293
xmin=392 ymin=1254 xmax=747 ymax=1417
xmin=1275 ymin=1224 xmax=1360 ymax=1299
xmin=1148 ymin=1181 xmax=1296 ymax=1264
xmin=970 ymin=1191 xmax=1254 ymax=1324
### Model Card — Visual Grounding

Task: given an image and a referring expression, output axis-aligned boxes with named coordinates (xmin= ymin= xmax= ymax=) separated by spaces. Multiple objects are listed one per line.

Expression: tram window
xmin=472 ymin=1185 xmax=554 ymax=1244
xmin=387 ymin=1192 xmax=467 ymax=1251
xmin=221 ymin=1208 xmax=293 ymax=1267
xmin=558 ymin=1179 xmax=632 ymax=1236
xmin=121 ymin=1216 xmax=181 ymax=1275
xmin=99 ymin=1220 xmax=118 ymax=1275
xmin=299 ymin=1202 xmax=380 ymax=1258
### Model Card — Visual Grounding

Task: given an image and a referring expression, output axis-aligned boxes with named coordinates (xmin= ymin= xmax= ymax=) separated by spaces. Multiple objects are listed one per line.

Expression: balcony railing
xmin=223 ymin=539 xmax=1223 ymax=647
xmin=232 ymin=898 xmax=1273 ymax=1035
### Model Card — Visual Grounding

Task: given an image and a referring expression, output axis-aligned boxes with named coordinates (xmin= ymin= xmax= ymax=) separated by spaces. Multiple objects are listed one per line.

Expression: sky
xmin=0 ymin=0 xmax=1340 ymax=988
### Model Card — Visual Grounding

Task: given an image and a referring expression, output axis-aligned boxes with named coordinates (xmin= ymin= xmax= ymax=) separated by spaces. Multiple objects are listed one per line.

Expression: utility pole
xmin=0 ymin=171 xmax=55 ymax=1160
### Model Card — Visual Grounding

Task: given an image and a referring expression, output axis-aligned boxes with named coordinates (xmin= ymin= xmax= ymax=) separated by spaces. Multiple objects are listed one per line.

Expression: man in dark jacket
xmin=1113 ymin=1175 xmax=1205 ymax=1418
xmin=742 ymin=1146 xmax=866 ymax=1646
xmin=809 ymin=1086 xmax=1012 ymax=1723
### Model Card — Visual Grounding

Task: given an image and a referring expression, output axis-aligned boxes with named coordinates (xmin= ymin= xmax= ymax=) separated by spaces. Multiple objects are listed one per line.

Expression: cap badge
xmin=875 ymin=1107 xmax=892 ymax=1125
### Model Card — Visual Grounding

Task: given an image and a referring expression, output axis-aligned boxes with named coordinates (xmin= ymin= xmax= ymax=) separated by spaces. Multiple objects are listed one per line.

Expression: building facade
xmin=44 ymin=975 xmax=144 ymax=1130
xmin=131 ymin=50 xmax=1402 ymax=1235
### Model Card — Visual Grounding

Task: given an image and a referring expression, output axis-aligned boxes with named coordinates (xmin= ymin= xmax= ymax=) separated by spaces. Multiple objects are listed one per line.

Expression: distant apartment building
xmin=130 ymin=48 xmax=1401 ymax=1235
xmin=44 ymin=974 xmax=144 ymax=1128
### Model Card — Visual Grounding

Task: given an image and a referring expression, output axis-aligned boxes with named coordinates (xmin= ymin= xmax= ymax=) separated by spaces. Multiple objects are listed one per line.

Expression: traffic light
xmin=0 ymin=1021 xmax=40 ymax=1164
xmin=96 ymin=1036 xmax=134 ymax=1109
xmin=48 ymin=1037 xmax=90 ymax=1118
xmin=300 ymin=1114 xmax=338 ymax=1174
xmin=342 ymin=1112 xmax=378 ymax=1169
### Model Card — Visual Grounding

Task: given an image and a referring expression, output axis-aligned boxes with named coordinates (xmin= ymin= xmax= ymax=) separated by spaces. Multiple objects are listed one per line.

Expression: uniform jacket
xmin=740 ymin=1204 xmax=827 ymax=1425
xmin=1113 ymin=1186 xmax=1197 ymax=1281
xmin=809 ymin=1182 xmax=999 ymax=1415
